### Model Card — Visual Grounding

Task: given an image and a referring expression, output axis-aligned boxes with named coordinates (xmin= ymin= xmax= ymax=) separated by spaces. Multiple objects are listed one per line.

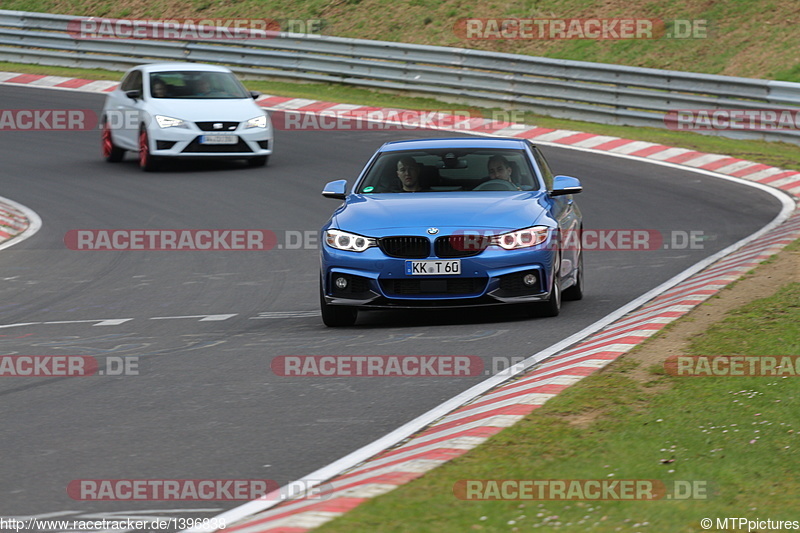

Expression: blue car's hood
xmin=332 ymin=192 xmax=550 ymax=235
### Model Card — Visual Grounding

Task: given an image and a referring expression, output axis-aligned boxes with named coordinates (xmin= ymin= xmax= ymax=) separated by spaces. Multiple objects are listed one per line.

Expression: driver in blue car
xmin=397 ymin=157 xmax=425 ymax=192
xmin=487 ymin=154 xmax=521 ymax=189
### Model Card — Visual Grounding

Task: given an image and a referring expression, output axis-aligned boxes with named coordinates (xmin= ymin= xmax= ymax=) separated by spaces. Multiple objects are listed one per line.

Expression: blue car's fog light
xmin=329 ymin=273 xmax=373 ymax=299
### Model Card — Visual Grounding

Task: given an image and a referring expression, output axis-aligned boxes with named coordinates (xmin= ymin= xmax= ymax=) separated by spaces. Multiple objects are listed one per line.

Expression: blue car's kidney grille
xmin=378 ymin=236 xmax=430 ymax=258
xmin=435 ymin=235 xmax=490 ymax=258
xmin=381 ymin=278 xmax=486 ymax=295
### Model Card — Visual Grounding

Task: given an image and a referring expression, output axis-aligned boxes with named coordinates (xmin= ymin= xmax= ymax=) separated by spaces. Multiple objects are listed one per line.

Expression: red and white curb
xmin=2 ymin=71 xmax=799 ymax=532
xmin=0 ymin=195 xmax=39 ymax=250
xmin=0 ymin=202 xmax=27 ymax=241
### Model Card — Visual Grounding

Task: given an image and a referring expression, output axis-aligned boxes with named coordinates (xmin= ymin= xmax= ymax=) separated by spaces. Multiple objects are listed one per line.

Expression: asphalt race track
xmin=0 ymin=85 xmax=785 ymax=522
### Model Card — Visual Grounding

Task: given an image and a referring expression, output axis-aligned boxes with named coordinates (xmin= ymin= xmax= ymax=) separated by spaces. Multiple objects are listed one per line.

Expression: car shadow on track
xmin=346 ymin=303 xmax=570 ymax=329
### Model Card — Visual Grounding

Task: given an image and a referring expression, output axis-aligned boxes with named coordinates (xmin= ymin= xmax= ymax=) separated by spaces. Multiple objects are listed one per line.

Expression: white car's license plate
xmin=200 ymin=135 xmax=238 ymax=145
xmin=405 ymin=260 xmax=461 ymax=275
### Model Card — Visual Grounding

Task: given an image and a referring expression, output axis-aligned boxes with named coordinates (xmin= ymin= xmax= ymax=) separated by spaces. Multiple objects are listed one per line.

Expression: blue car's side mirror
xmin=322 ymin=180 xmax=348 ymax=200
xmin=550 ymin=175 xmax=583 ymax=197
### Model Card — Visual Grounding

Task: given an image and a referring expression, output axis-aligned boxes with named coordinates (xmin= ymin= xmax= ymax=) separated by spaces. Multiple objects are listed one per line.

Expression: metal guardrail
xmin=2 ymin=9 xmax=800 ymax=144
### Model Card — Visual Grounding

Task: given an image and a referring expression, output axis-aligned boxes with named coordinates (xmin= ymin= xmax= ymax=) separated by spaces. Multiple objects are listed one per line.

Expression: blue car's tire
xmin=532 ymin=254 xmax=561 ymax=318
xmin=320 ymin=281 xmax=358 ymax=327
xmin=562 ymin=251 xmax=584 ymax=301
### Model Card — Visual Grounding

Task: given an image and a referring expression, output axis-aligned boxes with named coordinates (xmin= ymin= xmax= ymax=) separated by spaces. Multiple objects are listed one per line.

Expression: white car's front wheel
xmin=138 ymin=128 xmax=160 ymax=172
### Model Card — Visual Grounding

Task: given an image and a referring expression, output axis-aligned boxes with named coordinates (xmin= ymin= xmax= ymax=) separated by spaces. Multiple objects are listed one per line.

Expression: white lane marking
xmin=0 ymin=322 xmax=41 ymax=329
xmin=42 ymin=319 xmax=133 ymax=326
xmin=150 ymin=314 xmax=237 ymax=321
xmin=199 ymin=314 xmax=237 ymax=321
xmin=250 ymin=311 xmax=319 ymax=319
xmin=0 ymin=312 xmax=318 ymax=330
xmin=94 ymin=319 xmax=134 ymax=326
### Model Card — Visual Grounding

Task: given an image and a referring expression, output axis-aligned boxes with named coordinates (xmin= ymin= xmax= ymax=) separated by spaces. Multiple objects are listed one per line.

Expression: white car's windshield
xmin=149 ymin=71 xmax=251 ymax=99
xmin=357 ymin=149 xmax=541 ymax=193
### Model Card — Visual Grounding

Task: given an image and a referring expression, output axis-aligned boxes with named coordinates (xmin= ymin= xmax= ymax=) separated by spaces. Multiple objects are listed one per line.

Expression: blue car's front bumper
xmin=321 ymin=243 xmax=558 ymax=309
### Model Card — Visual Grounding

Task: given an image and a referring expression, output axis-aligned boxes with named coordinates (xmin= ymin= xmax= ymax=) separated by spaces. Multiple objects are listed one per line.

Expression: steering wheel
xmin=473 ymin=179 xmax=518 ymax=191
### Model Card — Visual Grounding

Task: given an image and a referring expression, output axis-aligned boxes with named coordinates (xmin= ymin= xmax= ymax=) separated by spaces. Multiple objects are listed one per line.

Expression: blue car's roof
xmin=378 ymin=137 xmax=530 ymax=152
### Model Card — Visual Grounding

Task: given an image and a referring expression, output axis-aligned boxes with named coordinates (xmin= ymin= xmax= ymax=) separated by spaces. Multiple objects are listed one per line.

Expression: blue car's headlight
xmin=325 ymin=229 xmax=377 ymax=252
xmin=245 ymin=115 xmax=268 ymax=129
xmin=491 ymin=226 xmax=550 ymax=250
xmin=154 ymin=115 xmax=187 ymax=129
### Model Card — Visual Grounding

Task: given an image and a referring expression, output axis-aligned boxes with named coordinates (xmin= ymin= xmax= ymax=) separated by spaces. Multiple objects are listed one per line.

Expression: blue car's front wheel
xmin=531 ymin=253 xmax=561 ymax=318
xmin=320 ymin=280 xmax=358 ymax=327
xmin=562 ymin=250 xmax=584 ymax=301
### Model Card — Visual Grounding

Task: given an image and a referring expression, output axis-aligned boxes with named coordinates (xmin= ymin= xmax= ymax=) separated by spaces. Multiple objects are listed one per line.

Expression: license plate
xmin=200 ymin=135 xmax=238 ymax=145
xmin=405 ymin=260 xmax=461 ymax=275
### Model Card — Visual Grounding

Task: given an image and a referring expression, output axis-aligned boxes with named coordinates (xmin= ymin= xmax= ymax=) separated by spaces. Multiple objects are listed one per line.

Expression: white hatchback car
xmin=101 ymin=63 xmax=273 ymax=171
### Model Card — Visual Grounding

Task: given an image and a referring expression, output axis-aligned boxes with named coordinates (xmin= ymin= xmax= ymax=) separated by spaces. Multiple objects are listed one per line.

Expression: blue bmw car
xmin=319 ymin=137 xmax=584 ymax=326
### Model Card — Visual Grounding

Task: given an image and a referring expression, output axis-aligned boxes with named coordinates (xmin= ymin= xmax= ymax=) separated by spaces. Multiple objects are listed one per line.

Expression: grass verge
xmin=2 ymin=60 xmax=800 ymax=172
xmin=3 ymin=0 xmax=800 ymax=82
xmin=315 ymin=239 xmax=800 ymax=532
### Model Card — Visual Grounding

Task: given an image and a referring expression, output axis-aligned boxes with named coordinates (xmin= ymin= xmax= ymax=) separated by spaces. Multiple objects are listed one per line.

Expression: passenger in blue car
xmin=396 ymin=157 xmax=426 ymax=192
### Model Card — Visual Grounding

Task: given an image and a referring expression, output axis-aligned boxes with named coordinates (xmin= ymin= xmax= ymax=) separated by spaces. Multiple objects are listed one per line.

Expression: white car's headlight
xmin=245 ymin=115 xmax=268 ymax=129
xmin=154 ymin=115 xmax=187 ymax=129
xmin=325 ymin=229 xmax=377 ymax=252
xmin=491 ymin=226 xmax=550 ymax=250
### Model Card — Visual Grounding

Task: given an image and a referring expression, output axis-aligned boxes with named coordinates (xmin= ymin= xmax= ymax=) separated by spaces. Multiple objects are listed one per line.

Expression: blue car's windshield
xmin=357 ymin=148 xmax=541 ymax=193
